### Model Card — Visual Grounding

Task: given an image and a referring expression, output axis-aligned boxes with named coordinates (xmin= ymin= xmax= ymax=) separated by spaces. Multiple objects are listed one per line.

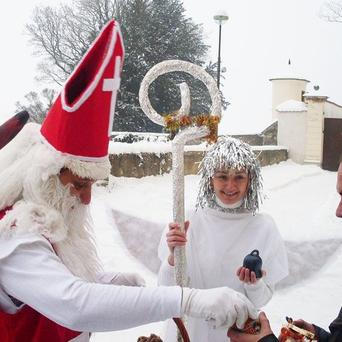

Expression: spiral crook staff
xmin=139 ymin=60 xmax=222 ymax=341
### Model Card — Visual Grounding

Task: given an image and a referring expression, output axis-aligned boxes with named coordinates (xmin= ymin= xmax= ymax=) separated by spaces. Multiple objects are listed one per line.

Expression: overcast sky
xmin=1 ymin=0 xmax=341 ymax=134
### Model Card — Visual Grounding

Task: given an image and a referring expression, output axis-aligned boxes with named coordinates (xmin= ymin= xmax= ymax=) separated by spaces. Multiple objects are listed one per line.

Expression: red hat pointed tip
xmin=41 ymin=19 xmax=124 ymax=163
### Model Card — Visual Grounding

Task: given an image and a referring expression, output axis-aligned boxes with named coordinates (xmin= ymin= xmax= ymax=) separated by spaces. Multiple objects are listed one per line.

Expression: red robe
xmin=0 ymin=207 xmax=83 ymax=342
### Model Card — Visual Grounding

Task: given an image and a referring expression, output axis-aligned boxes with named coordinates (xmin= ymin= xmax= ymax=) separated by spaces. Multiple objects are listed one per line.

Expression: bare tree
xmin=26 ymin=0 xmax=121 ymax=85
xmin=320 ymin=1 xmax=342 ymax=23
xmin=26 ymin=0 xmax=228 ymax=132
xmin=15 ymin=88 xmax=57 ymax=123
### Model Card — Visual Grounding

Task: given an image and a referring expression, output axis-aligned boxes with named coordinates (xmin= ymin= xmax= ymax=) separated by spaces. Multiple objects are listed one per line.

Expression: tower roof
xmin=269 ymin=59 xmax=310 ymax=82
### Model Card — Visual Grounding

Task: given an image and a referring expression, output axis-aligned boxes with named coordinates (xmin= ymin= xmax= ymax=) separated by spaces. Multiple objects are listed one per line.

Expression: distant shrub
xmin=110 ymin=132 xmax=169 ymax=144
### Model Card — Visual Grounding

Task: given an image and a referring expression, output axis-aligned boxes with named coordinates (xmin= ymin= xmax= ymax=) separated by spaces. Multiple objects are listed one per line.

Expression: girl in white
xmin=158 ymin=136 xmax=289 ymax=341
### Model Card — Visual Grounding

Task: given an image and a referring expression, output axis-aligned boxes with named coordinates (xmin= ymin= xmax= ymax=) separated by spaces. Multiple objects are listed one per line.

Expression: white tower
xmin=269 ymin=60 xmax=310 ymax=121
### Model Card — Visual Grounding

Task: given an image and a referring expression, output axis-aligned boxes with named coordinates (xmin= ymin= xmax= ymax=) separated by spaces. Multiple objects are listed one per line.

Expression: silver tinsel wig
xmin=196 ymin=136 xmax=263 ymax=214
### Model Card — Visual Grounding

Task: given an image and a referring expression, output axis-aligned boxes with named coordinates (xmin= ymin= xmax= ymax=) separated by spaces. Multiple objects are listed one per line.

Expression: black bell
xmin=243 ymin=249 xmax=263 ymax=278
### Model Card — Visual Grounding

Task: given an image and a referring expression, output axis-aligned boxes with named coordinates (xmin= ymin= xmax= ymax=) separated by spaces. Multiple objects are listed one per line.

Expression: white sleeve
xmin=96 ymin=271 xmax=118 ymax=284
xmin=157 ymin=225 xmax=170 ymax=262
xmin=158 ymin=259 xmax=176 ymax=286
xmin=243 ymin=279 xmax=274 ymax=308
xmin=157 ymin=225 xmax=177 ymax=286
xmin=259 ymin=214 xmax=289 ymax=286
xmin=0 ymin=234 xmax=182 ymax=332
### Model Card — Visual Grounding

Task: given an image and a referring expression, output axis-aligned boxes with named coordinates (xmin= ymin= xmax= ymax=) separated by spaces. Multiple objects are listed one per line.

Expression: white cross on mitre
xmin=103 ymin=56 xmax=122 ymax=136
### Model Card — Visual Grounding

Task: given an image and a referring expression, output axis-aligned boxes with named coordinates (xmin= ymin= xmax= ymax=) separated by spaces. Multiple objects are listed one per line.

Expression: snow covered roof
xmin=303 ymin=84 xmax=329 ymax=99
xmin=276 ymin=99 xmax=307 ymax=112
xmin=326 ymin=99 xmax=342 ymax=108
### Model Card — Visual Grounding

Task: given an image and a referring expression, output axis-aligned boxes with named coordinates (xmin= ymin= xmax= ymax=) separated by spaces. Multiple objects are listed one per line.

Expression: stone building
xmin=270 ymin=67 xmax=342 ymax=171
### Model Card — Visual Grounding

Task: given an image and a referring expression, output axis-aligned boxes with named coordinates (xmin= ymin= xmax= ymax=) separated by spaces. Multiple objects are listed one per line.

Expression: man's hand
xmin=292 ymin=319 xmax=315 ymax=335
xmin=182 ymin=287 xmax=258 ymax=330
xmin=227 ymin=312 xmax=274 ymax=342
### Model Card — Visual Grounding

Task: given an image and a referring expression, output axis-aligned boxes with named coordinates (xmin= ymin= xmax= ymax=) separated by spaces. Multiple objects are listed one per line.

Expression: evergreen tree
xmin=25 ymin=0 xmax=228 ymax=132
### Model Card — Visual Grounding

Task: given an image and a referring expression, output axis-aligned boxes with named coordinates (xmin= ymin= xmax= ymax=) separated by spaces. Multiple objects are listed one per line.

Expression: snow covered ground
xmin=90 ymin=159 xmax=342 ymax=341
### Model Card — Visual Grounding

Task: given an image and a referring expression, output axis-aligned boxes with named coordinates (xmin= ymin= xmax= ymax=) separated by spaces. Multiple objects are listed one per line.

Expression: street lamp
xmin=213 ymin=11 xmax=229 ymax=89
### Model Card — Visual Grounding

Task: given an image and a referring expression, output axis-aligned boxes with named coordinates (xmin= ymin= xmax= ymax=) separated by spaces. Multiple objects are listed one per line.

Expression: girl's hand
xmin=236 ymin=266 xmax=266 ymax=284
xmin=166 ymin=221 xmax=189 ymax=266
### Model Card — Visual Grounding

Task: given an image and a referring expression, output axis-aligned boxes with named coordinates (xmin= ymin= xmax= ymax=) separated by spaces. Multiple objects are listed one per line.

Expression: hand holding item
xmin=182 ymin=287 xmax=258 ymax=330
xmin=242 ymin=250 xmax=263 ymax=278
xmin=237 ymin=250 xmax=265 ymax=284
xmin=166 ymin=221 xmax=189 ymax=266
xmin=292 ymin=318 xmax=315 ymax=336
xmin=236 ymin=266 xmax=266 ymax=284
xmin=228 ymin=311 xmax=274 ymax=342
xmin=278 ymin=317 xmax=316 ymax=341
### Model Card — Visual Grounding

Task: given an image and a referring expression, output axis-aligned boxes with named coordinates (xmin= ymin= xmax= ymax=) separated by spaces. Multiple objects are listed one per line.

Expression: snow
xmin=304 ymin=92 xmax=329 ymax=99
xmin=109 ymin=141 xmax=288 ymax=154
xmin=276 ymin=100 xmax=307 ymax=112
xmin=108 ymin=141 xmax=208 ymax=154
xmin=88 ymin=159 xmax=342 ymax=341
xmin=252 ymin=145 xmax=288 ymax=151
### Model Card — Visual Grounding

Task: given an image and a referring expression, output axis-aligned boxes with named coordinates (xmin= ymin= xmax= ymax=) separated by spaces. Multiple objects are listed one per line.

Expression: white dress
xmin=158 ymin=207 xmax=289 ymax=342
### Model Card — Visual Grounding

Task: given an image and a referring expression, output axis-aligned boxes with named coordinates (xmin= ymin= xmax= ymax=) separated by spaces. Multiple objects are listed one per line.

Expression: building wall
xmin=271 ymin=79 xmax=309 ymax=121
xmin=277 ymin=111 xmax=307 ymax=163
xmin=304 ymin=99 xmax=324 ymax=164
xmin=324 ymin=101 xmax=342 ymax=119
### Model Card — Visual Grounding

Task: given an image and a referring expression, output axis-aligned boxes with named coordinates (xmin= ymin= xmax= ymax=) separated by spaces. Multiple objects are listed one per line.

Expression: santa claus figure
xmin=0 ymin=19 xmax=257 ymax=342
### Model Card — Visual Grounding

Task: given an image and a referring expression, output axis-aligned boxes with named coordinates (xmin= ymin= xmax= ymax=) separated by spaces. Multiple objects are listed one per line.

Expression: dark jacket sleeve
xmin=258 ymin=334 xmax=278 ymax=342
xmin=313 ymin=325 xmax=332 ymax=342
xmin=313 ymin=307 xmax=342 ymax=342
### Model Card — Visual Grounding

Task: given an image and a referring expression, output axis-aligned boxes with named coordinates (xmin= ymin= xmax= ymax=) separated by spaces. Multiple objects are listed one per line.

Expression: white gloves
xmin=181 ymin=287 xmax=258 ymax=329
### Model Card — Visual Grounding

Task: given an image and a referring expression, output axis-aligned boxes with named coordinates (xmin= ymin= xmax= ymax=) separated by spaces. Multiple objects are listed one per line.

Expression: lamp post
xmin=213 ymin=11 xmax=229 ymax=89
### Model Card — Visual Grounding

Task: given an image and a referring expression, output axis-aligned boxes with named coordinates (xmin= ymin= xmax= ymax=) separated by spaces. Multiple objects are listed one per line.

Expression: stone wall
xmin=232 ymin=134 xmax=263 ymax=146
xmin=109 ymin=147 xmax=288 ymax=178
xmin=231 ymin=121 xmax=278 ymax=146
xmin=261 ymin=121 xmax=278 ymax=145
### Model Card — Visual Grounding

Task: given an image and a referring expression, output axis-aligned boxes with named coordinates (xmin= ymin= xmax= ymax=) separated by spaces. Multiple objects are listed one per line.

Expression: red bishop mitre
xmin=40 ymin=19 xmax=124 ymax=161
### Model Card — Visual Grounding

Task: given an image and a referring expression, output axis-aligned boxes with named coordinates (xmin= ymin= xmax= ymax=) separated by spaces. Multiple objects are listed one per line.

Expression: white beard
xmin=22 ymin=175 xmax=103 ymax=282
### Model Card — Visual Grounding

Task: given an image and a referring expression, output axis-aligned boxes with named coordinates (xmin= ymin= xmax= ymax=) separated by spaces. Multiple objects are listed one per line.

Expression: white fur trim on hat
xmin=39 ymin=131 xmax=111 ymax=180
xmin=64 ymin=157 xmax=111 ymax=180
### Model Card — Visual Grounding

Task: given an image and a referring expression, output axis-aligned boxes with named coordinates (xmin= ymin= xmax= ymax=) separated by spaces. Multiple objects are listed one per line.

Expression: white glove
xmin=110 ymin=272 xmax=146 ymax=286
xmin=181 ymin=287 xmax=258 ymax=329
